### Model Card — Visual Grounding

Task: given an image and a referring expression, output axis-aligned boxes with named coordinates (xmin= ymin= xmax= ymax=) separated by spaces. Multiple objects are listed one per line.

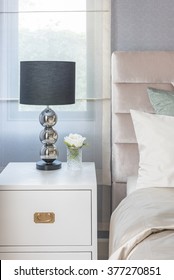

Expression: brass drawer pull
xmin=34 ymin=212 xmax=55 ymax=223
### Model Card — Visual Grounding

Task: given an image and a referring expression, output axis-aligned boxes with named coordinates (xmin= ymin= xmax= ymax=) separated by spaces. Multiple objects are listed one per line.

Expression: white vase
xmin=67 ymin=147 xmax=82 ymax=170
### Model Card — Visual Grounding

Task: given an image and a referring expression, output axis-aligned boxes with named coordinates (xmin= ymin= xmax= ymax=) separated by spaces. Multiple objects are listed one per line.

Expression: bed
xmin=109 ymin=51 xmax=174 ymax=260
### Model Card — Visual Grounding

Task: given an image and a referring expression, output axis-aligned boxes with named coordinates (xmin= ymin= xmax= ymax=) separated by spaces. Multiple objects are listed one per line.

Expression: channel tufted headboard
xmin=111 ymin=51 xmax=174 ymax=210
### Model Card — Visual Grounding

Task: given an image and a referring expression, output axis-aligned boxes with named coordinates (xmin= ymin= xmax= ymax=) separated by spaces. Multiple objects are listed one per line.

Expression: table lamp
xmin=20 ymin=61 xmax=75 ymax=170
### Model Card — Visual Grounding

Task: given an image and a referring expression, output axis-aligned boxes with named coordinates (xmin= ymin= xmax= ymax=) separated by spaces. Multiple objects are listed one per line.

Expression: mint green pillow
xmin=147 ymin=87 xmax=174 ymax=116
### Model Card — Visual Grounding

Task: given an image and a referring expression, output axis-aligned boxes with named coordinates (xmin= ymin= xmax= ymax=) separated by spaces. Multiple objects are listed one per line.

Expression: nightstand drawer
xmin=0 ymin=190 xmax=91 ymax=246
xmin=0 ymin=252 xmax=92 ymax=260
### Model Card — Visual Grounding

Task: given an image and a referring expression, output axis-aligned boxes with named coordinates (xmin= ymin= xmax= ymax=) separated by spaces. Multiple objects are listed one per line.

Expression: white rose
xmin=64 ymin=133 xmax=86 ymax=148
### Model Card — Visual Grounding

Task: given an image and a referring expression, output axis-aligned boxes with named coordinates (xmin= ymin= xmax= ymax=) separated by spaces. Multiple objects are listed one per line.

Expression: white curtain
xmin=0 ymin=0 xmax=111 ymax=190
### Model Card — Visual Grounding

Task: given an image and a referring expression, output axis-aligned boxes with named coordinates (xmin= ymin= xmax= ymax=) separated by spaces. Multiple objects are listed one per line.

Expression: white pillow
xmin=130 ymin=110 xmax=174 ymax=189
xmin=127 ymin=176 xmax=138 ymax=195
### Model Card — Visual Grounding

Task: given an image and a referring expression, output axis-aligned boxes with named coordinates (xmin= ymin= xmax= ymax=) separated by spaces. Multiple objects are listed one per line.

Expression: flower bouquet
xmin=64 ymin=134 xmax=87 ymax=170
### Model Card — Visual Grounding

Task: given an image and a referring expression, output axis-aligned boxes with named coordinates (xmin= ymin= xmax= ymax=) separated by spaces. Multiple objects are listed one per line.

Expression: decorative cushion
xmin=130 ymin=110 xmax=174 ymax=189
xmin=147 ymin=87 xmax=174 ymax=116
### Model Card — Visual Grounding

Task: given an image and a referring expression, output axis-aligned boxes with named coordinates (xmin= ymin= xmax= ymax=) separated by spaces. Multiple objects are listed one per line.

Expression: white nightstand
xmin=0 ymin=162 xmax=97 ymax=260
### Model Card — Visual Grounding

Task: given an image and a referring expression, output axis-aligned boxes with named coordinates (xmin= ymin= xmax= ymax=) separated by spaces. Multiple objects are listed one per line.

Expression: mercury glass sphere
xmin=40 ymin=144 xmax=58 ymax=163
xmin=39 ymin=107 xmax=57 ymax=127
xmin=39 ymin=128 xmax=58 ymax=144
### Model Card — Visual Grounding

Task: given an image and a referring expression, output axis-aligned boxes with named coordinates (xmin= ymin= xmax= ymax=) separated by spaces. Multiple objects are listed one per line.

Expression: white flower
xmin=64 ymin=133 xmax=86 ymax=148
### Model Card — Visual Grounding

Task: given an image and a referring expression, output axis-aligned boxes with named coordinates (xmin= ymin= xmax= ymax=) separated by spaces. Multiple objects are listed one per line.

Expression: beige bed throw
xmin=109 ymin=188 xmax=174 ymax=260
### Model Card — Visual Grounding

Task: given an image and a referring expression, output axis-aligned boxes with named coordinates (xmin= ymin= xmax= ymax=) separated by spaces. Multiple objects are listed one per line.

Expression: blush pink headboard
xmin=112 ymin=51 xmax=174 ymax=210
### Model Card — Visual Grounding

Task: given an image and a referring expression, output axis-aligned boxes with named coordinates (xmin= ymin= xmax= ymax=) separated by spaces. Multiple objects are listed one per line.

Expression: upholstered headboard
xmin=112 ymin=51 xmax=174 ymax=210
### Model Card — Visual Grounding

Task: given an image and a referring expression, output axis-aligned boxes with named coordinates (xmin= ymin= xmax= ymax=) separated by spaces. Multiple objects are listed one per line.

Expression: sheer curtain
xmin=0 ymin=0 xmax=111 ymax=193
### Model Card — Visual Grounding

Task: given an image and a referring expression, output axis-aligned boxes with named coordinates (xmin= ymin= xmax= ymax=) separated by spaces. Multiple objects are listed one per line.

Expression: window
xmin=18 ymin=0 xmax=87 ymax=112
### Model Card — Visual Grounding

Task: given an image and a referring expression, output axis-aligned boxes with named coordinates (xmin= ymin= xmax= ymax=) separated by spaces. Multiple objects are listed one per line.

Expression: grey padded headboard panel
xmin=112 ymin=51 xmax=174 ymax=210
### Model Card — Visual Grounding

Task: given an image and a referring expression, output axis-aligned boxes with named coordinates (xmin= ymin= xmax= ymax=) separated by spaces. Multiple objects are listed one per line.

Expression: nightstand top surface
xmin=0 ymin=162 xmax=97 ymax=190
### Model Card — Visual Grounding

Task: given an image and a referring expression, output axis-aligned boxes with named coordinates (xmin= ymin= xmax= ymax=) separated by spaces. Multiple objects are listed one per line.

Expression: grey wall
xmin=111 ymin=0 xmax=174 ymax=52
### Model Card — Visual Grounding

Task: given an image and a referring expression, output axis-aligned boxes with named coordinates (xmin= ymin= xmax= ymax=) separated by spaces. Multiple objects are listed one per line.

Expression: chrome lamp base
xmin=36 ymin=106 xmax=61 ymax=171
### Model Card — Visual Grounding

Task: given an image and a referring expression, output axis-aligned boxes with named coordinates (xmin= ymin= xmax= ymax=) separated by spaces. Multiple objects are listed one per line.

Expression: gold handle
xmin=34 ymin=212 xmax=55 ymax=223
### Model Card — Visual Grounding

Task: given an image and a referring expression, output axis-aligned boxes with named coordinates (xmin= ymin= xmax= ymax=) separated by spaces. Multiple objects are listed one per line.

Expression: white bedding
xmin=109 ymin=187 xmax=174 ymax=260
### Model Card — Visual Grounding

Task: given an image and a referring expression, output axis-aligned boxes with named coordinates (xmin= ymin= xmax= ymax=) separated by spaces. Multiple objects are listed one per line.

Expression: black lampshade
xmin=20 ymin=61 xmax=75 ymax=105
